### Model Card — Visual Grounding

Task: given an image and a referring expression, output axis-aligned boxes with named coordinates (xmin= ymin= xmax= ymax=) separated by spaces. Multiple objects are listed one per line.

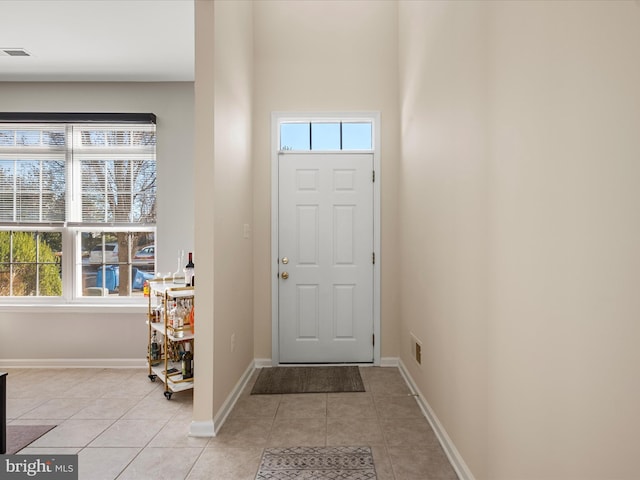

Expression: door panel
xmin=278 ymin=153 xmax=374 ymax=363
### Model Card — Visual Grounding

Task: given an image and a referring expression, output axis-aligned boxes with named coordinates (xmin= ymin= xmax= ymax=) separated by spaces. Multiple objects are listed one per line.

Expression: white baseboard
xmin=380 ymin=356 xmax=399 ymax=367
xmin=0 ymin=358 xmax=146 ymax=369
xmin=189 ymin=420 xmax=215 ymax=438
xmin=210 ymin=359 xmax=256 ymax=436
xmin=254 ymin=358 xmax=273 ymax=368
xmin=397 ymin=358 xmax=476 ymax=480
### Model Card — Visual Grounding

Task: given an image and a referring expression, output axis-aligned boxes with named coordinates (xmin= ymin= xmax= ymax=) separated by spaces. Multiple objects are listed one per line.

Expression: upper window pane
xmin=280 ymin=123 xmax=310 ymax=151
xmin=342 ymin=123 xmax=372 ymax=150
xmin=0 ymin=131 xmax=13 ymax=146
xmin=16 ymin=131 xmax=41 ymax=146
xmin=77 ymin=127 xmax=156 ymax=149
xmin=0 ymin=156 xmax=66 ymax=222
xmin=43 ymin=130 xmax=66 ymax=146
xmin=79 ymin=157 xmax=156 ymax=224
xmin=311 ymin=123 xmax=340 ymax=150
xmin=0 ymin=127 xmax=66 ymax=149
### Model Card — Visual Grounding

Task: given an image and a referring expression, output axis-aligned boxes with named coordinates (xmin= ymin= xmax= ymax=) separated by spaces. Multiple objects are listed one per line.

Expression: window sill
xmin=0 ymin=303 xmax=146 ymax=314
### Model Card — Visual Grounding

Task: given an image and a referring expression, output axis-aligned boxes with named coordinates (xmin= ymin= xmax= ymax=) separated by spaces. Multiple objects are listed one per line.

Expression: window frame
xmin=0 ymin=114 xmax=156 ymax=308
xmin=278 ymin=116 xmax=375 ymax=153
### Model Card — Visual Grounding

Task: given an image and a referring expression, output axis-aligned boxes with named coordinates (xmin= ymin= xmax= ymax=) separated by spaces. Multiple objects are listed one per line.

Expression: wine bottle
xmin=182 ymin=343 xmax=193 ymax=379
xmin=184 ymin=252 xmax=195 ymax=287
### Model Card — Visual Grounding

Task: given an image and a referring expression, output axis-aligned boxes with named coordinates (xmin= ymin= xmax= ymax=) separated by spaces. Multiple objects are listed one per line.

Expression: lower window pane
xmin=39 ymin=263 xmax=62 ymax=296
xmin=0 ymin=262 xmax=10 ymax=295
xmin=0 ymin=231 xmax=62 ymax=297
xmin=80 ymin=231 xmax=155 ymax=297
xmin=14 ymin=264 xmax=37 ymax=296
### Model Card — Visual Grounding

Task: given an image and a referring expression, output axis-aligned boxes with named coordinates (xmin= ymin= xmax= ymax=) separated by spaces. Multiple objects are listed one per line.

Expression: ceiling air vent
xmin=1 ymin=48 xmax=31 ymax=57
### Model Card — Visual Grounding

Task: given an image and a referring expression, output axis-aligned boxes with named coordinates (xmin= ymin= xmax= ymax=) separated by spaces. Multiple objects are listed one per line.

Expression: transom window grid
xmin=279 ymin=121 xmax=373 ymax=152
xmin=0 ymin=122 xmax=156 ymax=301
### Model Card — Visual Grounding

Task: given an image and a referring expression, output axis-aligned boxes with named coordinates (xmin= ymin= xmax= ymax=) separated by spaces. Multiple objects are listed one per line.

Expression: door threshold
xmin=274 ymin=362 xmax=375 ymax=367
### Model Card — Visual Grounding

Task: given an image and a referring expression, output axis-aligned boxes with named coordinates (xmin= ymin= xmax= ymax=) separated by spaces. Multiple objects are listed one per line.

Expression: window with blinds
xmin=0 ymin=115 xmax=156 ymax=301
xmin=74 ymin=126 xmax=156 ymax=224
xmin=0 ymin=126 xmax=66 ymax=223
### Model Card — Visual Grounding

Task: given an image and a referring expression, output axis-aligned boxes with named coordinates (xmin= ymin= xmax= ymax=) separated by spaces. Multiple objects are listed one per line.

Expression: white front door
xmin=278 ymin=153 xmax=374 ymax=363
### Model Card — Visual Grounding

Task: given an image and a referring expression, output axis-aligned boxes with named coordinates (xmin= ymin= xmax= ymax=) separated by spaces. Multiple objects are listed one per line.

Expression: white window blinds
xmin=0 ymin=122 xmax=156 ymax=226
xmin=0 ymin=125 xmax=66 ymax=223
xmin=74 ymin=125 xmax=156 ymax=224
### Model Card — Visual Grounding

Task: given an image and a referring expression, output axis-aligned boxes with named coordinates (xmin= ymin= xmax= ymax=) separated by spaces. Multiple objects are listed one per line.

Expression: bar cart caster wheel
xmin=148 ymin=374 xmax=157 ymax=382
xmin=164 ymin=391 xmax=172 ymax=400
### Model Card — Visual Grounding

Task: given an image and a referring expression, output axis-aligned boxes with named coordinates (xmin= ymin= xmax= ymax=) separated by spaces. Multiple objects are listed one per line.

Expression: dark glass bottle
xmin=182 ymin=343 xmax=193 ymax=379
xmin=150 ymin=331 xmax=160 ymax=365
xmin=184 ymin=252 xmax=195 ymax=287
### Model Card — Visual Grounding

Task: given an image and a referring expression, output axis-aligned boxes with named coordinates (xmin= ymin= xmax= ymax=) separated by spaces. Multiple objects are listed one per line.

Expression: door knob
xmin=281 ymin=271 xmax=289 ymax=279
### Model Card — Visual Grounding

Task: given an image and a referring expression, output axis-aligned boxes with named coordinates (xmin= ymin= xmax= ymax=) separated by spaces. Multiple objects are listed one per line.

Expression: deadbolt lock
xmin=282 ymin=257 xmax=289 ymax=264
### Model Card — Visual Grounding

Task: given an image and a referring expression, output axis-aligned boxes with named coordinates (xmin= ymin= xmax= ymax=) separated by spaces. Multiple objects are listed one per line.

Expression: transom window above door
xmin=280 ymin=121 xmax=372 ymax=151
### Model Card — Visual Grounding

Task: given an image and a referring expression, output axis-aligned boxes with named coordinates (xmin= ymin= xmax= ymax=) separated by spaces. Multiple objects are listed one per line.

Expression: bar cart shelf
xmin=146 ymin=279 xmax=194 ymax=400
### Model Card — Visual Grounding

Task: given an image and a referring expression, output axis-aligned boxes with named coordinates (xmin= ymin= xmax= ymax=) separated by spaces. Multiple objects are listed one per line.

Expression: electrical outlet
xmin=231 ymin=333 xmax=236 ymax=352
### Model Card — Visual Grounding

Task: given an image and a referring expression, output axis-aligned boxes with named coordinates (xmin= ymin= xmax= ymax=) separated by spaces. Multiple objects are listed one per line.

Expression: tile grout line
xmin=8 ymin=366 xmax=449 ymax=479
xmin=112 ymin=389 xmax=182 ymax=480
xmin=78 ymin=380 xmax=155 ymax=479
xmin=72 ymin=374 xmax=167 ymax=479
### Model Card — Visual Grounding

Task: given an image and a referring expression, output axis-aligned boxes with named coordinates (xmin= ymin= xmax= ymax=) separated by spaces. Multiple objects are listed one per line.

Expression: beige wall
xmin=0 ymin=82 xmax=194 ymax=362
xmin=193 ymin=0 xmax=216 ymax=427
xmin=212 ymin=0 xmax=254 ymax=415
xmin=399 ymin=1 xmax=640 ymax=478
xmin=487 ymin=2 xmax=640 ymax=478
xmin=398 ymin=1 xmax=490 ymax=477
xmin=193 ymin=0 xmax=254 ymax=426
xmin=252 ymin=0 xmax=401 ymax=360
xmin=7 ymin=4 xmax=639 ymax=477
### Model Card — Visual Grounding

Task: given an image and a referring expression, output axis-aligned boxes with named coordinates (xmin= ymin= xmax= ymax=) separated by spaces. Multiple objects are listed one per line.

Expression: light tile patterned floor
xmin=4 ymin=366 xmax=458 ymax=480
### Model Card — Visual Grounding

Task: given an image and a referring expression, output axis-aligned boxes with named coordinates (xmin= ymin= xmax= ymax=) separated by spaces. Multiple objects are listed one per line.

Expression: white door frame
xmin=270 ymin=111 xmax=381 ymax=366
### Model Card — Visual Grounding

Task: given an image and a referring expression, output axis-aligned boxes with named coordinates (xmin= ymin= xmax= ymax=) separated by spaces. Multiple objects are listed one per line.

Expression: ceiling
xmin=0 ymin=0 xmax=194 ymax=82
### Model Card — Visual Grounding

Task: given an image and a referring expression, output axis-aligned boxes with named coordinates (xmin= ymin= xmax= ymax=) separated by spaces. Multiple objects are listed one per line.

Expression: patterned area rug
xmin=256 ymin=446 xmax=377 ymax=480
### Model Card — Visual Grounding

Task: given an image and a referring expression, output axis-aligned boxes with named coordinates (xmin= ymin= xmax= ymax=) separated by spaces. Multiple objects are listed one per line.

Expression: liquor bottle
xmin=150 ymin=331 xmax=160 ymax=365
xmin=184 ymin=252 xmax=195 ymax=287
xmin=170 ymin=299 xmax=184 ymax=338
xmin=154 ymin=303 xmax=163 ymax=324
xmin=182 ymin=343 xmax=193 ymax=379
xmin=173 ymin=250 xmax=185 ymax=284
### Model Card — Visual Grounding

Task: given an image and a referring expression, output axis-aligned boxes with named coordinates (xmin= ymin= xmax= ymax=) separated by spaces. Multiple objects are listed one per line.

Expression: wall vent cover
xmin=410 ymin=332 xmax=423 ymax=366
xmin=1 ymin=48 xmax=31 ymax=57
